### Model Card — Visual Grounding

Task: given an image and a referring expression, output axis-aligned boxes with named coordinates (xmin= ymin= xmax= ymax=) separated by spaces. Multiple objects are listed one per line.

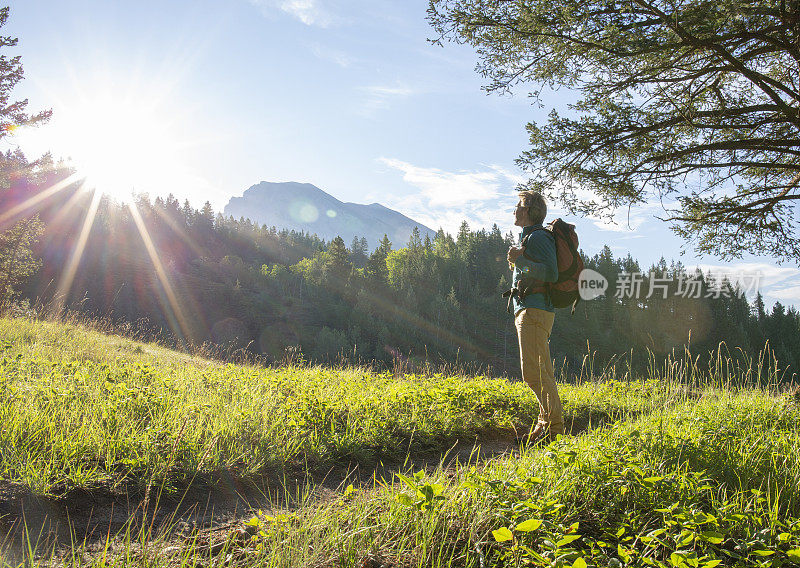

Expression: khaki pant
xmin=515 ymin=308 xmax=564 ymax=435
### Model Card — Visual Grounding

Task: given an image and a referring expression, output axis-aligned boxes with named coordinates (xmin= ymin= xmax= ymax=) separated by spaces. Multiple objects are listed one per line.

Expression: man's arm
xmin=512 ymin=231 xmax=558 ymax=282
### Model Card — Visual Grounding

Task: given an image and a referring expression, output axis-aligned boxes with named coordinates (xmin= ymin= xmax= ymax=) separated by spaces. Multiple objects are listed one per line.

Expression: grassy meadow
xmin=0 ymin=316 xmax=798 ymax=567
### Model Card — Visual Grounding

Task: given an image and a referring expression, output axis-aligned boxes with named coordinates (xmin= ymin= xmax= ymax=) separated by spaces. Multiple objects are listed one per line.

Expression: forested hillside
xmin=4 ymin=170 xmax=799 ymax=382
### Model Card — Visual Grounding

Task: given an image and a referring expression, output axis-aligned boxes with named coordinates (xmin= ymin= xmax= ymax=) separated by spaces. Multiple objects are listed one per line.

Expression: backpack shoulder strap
xmin=520 ymin=226 xmax=549 ymax=247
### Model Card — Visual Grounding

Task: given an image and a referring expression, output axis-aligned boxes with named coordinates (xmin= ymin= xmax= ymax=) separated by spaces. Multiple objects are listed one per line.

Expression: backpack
xmin=503 ymin=218 xmax=584 ymax=314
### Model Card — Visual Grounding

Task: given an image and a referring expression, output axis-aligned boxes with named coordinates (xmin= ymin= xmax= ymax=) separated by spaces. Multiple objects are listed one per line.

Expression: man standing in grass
xmin=507 ymin=191 xmax=563 ymax=444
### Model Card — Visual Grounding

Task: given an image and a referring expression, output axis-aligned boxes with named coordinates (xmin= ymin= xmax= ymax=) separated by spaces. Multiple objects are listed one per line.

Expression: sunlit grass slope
xmin=2 ymin=317 xmax=799 ymax=567
xmin=0 ymin=317 xmax=661 ymax=494
xmin=241 ymin=390 xmax=800 ymax=568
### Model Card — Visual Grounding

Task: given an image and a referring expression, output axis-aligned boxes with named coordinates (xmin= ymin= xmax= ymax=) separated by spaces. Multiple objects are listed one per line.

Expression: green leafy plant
xmin=395 ymin=470 xmax=445 ymax=512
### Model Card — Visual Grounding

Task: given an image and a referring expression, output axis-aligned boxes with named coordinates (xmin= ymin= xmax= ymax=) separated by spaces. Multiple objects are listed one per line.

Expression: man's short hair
xmin=518 ymin=191 xmax=547 ymax=225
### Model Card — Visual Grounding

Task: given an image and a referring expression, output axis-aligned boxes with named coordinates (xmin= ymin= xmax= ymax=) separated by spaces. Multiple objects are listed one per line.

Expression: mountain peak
xmin=224 ymin=182 xmax=434 ymax=249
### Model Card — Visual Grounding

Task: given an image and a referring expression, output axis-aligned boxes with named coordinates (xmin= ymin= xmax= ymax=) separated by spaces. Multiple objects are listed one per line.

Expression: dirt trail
xmin=0 ymin=435 xmax=518 ymax=560
xmin=0 ymin=415 xmax=609 ymax=561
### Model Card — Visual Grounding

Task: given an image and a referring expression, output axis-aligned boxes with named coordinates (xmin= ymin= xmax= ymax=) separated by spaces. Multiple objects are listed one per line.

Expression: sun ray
xmin=316 ymin=274 xmax=487 ymax=358
xmin=50 ymin=183 xmax=101 ymax=316
xmin=0 ymin=172 xmax=83 ymax=230
xmin=147 ymin=205 xmax=213 ymax=335
xmin=151 ymin=205 xmax=207 ymax=259
xmin=127 ymin=201 xmax=192 ymax=343
xmin=48 ymin=181 xmax=98 ymax=229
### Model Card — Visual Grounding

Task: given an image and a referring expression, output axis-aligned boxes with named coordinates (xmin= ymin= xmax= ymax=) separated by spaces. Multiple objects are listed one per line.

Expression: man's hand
xmin=507 ymin=245 xmax=524 ymax=265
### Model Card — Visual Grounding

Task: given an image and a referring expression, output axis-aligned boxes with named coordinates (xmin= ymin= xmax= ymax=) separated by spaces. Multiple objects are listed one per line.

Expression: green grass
xmin=0 ymin=317 xmax=661 ymax=494
xmin=225 ymin=392 xmax=800 ymax=568
xmin=0 ymin=316 xmax=797 ymax=568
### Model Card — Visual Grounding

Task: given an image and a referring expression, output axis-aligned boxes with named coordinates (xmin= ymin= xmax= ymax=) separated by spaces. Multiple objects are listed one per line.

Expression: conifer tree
xmin=349 ymin=235 xmax=368 ymax=268
xmin=324 ymin=236 xmax=352 ymax=284
xmin=366 ymin=236 xmax=391 ymax=289
xmin=408 ymin=226 xmax=422 ymax=251
xmin=0 ymin=214 xmax=44 ymax=310
xmin=0 ymin=8 xmax=51 ymax=191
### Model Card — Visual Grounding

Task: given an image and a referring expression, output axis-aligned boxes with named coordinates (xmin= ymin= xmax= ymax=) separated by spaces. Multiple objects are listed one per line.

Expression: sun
xmin=61 ymin=93 xmax=185 ymax=203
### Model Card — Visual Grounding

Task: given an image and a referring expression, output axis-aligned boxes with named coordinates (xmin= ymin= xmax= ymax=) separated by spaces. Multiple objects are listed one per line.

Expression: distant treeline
xmin=4 ymin=168 xmax=799 ymax=382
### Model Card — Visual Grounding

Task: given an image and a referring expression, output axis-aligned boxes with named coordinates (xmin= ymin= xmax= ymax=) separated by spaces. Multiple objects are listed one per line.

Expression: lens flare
xmin=290 ymin=200 xmax=319 ymax=223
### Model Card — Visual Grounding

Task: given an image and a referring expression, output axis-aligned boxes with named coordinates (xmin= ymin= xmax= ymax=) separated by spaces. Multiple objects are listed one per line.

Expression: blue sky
xmin=5 ymin=0 xmax=800 ymax=308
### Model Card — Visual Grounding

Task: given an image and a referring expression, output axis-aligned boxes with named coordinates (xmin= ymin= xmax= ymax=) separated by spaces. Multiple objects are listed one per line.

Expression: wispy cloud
xmin=770 ymin=285 xmax=800 ymax=305
xmin=249 ymin=0 xmax=336 ymax=27
xmin=376 ymin=158 xmax=658 ymax=236
xmin=566 ymin=185 xmax=671 ymax=233
xmin=309 ymin=42 xmax=353 ymax=68
xmin=358 ymin=83 xmax=416 ymax=116
xmin=694 ymin=262 xmax=800 ymax=306
xmin=378 ymin=158 xmax=662 ymax=234
xmin=377 ymin=158 xmax=521 ymax=234
xmin=544 ymin=178 xmax=685 ymax=234
xmin=696 ymin=263 xmax=798 ymax=289
xmin=379 ymin=158 xmax=503 ymax=206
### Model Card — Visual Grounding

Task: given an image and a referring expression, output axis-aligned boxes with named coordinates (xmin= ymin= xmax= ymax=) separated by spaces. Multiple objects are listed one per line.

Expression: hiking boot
xmin=516 ymin=424 xmax=555 ymax=447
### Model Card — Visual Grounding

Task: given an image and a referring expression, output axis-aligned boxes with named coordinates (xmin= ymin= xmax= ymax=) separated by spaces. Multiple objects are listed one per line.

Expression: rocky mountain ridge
xmin=223 ymin=181 xmax=435 ymax=249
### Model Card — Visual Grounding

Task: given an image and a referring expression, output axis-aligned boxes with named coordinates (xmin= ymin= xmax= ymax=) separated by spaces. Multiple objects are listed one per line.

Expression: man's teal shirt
xmin=511 ymin=224 xmax=559 ymax=315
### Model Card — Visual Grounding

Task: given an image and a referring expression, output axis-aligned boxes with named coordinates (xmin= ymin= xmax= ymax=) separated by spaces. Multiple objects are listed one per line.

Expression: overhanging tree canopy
xmin=428 ymin=0 xmax=800 ymax=261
